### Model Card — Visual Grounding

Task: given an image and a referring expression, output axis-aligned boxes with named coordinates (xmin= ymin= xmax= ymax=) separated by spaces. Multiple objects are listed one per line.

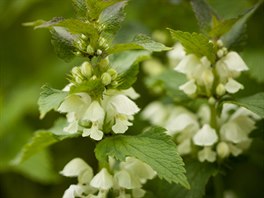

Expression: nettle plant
xmin=16 ymin=0 xmax=263 ymax=197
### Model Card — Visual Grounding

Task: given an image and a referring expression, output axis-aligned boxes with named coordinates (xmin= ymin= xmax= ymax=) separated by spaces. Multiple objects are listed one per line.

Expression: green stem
xmin=213 ymin=174 xmax=224 ymax=198
xmin=209 ymin=103 xmax=217 ymax=129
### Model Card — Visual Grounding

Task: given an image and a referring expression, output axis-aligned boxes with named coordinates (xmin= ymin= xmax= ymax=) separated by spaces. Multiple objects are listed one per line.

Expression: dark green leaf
xmin=169 ymin=29 xmax=216 ymax=63
xmin=190 ymin=0 xmax=218 ymax=33
xmin=95 ymin=127 xmax=189 ymax=189
xmin=13 ymin=118 xmax=80 ymax=164
xmin=221 ymin=2 xmax=261 ymax=48
xmin=38 ymin=85 xmax=68 ymax=119
xmin=99 ymin=1 xmax=127 ymax=42
xmin=209 ymin=18 xmax=237 ymax=38
xmin=145 ymin=160 xmax=217 ymax=198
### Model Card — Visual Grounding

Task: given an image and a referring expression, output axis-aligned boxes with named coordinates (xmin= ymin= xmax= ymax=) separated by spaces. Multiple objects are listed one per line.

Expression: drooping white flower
xmin=198 ymin=147 xmax=217 ymax=162
xmin=90 ymin=168 xmax=113 ymax=190
xmin=221 ymin=51 xmax=248 ymax=72
xmin=167 ymin=43 xmax=186 ymax=67
xmin=193 ymin=124 xmax=218 ymax=146
xmin=224 ymin=78 xmax=244 ymax=93
xmin=179 ymin=79 xmax=197 ymax=95
xmin=175 ymin=54 xmax=200 ymax=76
xmin=114 ymin=169 xmax=141 ymax=189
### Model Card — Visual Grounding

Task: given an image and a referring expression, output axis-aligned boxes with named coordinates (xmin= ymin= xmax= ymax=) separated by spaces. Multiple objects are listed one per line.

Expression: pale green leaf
xmin=13 ymin=118 xmax=80 ymax=164
xmin=168 ymin=29 xmax=216 ymax=63
xmin=38 ymin=85 xmax=68 ymax=119
xmin=116 ymin=64 xmax=139 ymax=89
xmin=209 ymin=18 xmax=237 ymax=38
xmin=145 ymin=160 xmax=217 ymax=198
xmin=95 ymin=127 xmax=189 ymax=189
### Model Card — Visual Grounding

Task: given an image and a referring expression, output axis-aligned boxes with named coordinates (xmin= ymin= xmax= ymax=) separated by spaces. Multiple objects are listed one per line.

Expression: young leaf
xmin=12 ymin=118 xmax=80 ymax=164
xmin=116 ymin=64 xmax=139 ymax=89
xmin=95 ymin=127 xmax=190 ymax=189
xmin=145 ymin=160 xmax=217 ymax=198
xmin=107 ymin=34 xmax=171 ymax=54
xmin=209 ymin=18 xmax=237 ymax=39
xmin=168 ymin=29 xmax=216 ymax=63
xmin=38 ymin=85 xmax=68 ymax=119
xmin=221 ymin=2 xmax=261 ymax=49
xmin=190 ymin=0 xmax=218 ymax=33
xmin=99 ymin=1 xmax=127 ymax=42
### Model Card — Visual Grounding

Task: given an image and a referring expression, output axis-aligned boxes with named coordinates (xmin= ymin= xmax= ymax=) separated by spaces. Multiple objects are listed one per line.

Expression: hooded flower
xmin=193 ymin=124 xmax=218 ymax=146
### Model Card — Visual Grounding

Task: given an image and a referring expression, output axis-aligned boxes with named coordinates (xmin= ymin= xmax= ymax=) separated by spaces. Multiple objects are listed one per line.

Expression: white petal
xmin=83 ymin=126 xmax=104 ymax=141
xmin=179 ymin=80 xmax=197 ymax=95
xmin=177 ymin=139 xmax=192 ymax=155
xmin=110 ymin=94 xmax=140 ymax=115
xmin=175 ymin=54 xmax=200 ymax=75
xmin=63 ymin=120 xmax=79 ymax=134
xmin=78 ymin=169 xmax=94 ymax=185
xmin=225 ymin=78 xmax=244 ymax=93
xmin=167 ymin=43 xmax=186 ymax=67
xmin=114 ymin=170 xmax=140 ymax=189
xmin=112 ymin=118 xmax=132 ymax=134
xmin=90 ymin=168 xmax=113 ymax=190
xmin=141 ymin=102 xmax=168 ymax=125
xmin=84 ymin=101 xmax=105 ymax=122
xmin=223 ymin=51 xmax=248 ymax=72
xmin=62 ymin=83 xmax=73 ymax=91
xmin=193 ymin=124 xmax=218 ymax=146
xmin=132 ymin=188 xmax=146 ymax=198
xmin=60 ymin=158 xmax=92 ymax=177
xmin=198 ymin=147 xmax=216 ymax=162
xmin=216 ymin=142 xmax=230 ymax=158
xmin=122 ymin=88 xmax=140 ymax=99
xmin=62 ymin=185 xmax=78 ymax=198
xmin=220 ymin=122 xmax=248 ymax=143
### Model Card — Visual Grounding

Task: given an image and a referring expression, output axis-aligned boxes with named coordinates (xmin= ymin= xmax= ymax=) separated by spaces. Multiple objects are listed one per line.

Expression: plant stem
xmin=209 ymin=103 xmax=218 ymax=129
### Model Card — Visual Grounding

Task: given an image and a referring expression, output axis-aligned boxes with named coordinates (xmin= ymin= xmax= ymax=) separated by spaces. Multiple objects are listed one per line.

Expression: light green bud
xmin=99 ymin=37 xmax=108 ymax=48
xmin=96 ymin=49 xmax=102 ymax=55
xmin=99 ymin=58 xmax=109 ymax=71
xmin=208 ymin=97 xmax=216 ymax=105
xmin=217 ymin=142 xmax=230 ymax=158
xmin=74 ymin=51 xmax=82 ymax=56
xmin=86 ymin=45 xmax=95 ymax=55
xmin=77 ymin=39 xmax=86 ymax=51
xmin=71 ymin=66 xmax=80 ymax=77
xmin=216 ymin=40 xmax=223 ymax=47
xmin=202 ymin=69 xmax=214 ymax=87
xmin=81 ymin=34 xmax=87 ymax=40
xmin=101 ymin=72 xmax=112 ymax=85
xmin=91 ymin=75 xmax=97 ymax=80
xmin=217 ymin=49 xmax=224 ymax=58
xmin=81 ymin=61 xmax=93 ymax=78
xmin=216 ymin=83 xmax=226 ymax=96
xmin=107 ymin=68 xmax=118 ymax=80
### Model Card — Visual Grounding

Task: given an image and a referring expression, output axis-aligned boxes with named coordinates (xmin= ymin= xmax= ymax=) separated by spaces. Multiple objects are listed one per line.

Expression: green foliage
xmin=145 ymin=160 xmax=217 ymax=198
xmin=108 ymin=34 xmax=171 ymax=54
xmin=168 ymin=29 xmax=216 ymax=63
xmin=209 ymin=17 xmax=237 ymax=39
xmin=38 ymin=85 xmax=68 ymax=119
xmin=95 ymin=127 xmax=189 ymax=189
xmin=13 ymin=118 xmax=80 ymax=164
xmin=190 ymin=0 xmax=218 ymax=33
xmin=116 ymin=64 xmax=139 ymax=89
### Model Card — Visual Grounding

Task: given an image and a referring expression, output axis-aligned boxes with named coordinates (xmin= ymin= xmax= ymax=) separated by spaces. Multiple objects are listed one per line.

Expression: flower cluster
xmin=61 ymin=157 xmax=156 ymax=198
xmin=142 ymin=101 xmax=259 ymax=162
xmin=170 ymin=41 xmax=248 ymax=97
xmin=57 ymin=61 xmax=140 ymax=141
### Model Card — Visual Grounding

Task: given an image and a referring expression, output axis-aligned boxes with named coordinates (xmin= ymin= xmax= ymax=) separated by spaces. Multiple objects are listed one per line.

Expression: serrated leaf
xmin=95 ymin=127 xmax=189 ymax=189
xmin=232 ymin=92 xmax=264 ymax=118
xmin=169 ymin=29 xmax=216 ymax=63
xmin=38 ymin=85 xmax=68 ymax=119
xmin=13 ymin=118 xmax=79 ymax=164
xmin=190 ymin=0 xmax=218 ymax=33
xmin=145 ymin=160 xmax=217 ymax=198
xmin=116 ymin=64 xmax=139 ymax=89
xmin=50 ymin=27 xmax=77 ymax=61
xmin=221 ymin=2 xmax=261 ymax=49
xmin=99 ymin=1 xmax=127 ymax=42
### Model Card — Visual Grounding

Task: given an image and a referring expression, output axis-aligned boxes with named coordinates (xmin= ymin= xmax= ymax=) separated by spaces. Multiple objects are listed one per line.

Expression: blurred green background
xmin=0 ymin=0 xmax=263 ymax=197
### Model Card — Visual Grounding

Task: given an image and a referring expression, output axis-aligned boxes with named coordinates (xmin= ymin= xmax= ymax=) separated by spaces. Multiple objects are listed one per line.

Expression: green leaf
xmin=168 ymin=29 xmax=216 ymax=63
xmin=232 ymin=92 xmax=264 ymax=118
xmin=209 ymin=18 xmax=237 ymax=38
xmin=109 ymin=50 xmax=150 ymax=73
xmin=108 ymin=34 xmax=171 ymax=54
xmin=72 ymin=0 xmax=87 ymax=18
xmin=99 ymin=1 xmax=127 ymax=42
xmin=190 ymin=0 xmax=218 ymax=33
xmin=145 ymin=160 xmax=217 ymax=198
xmin=38 ymin=85 xmax=68 ymax=119
xmin=95 ymin=127 xmax=189 ymax=189
xmin=221 ymin=2 xmax=261 ymax=49
xmin=50 ymin=27 xmax=77 ymax=61
xmin=116 ymin=64 xmax=139 ymax=89
xmin=13 ymin=118 xmax=80 ymax=164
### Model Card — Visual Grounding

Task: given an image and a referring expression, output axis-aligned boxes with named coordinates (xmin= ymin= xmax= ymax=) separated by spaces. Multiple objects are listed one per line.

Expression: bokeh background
xmin=1 ymin=0 xmax=263 ymax=197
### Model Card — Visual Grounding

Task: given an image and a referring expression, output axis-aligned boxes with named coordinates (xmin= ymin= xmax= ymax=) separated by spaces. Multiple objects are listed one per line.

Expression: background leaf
xmin=95 ymin=127 xmax=189 ymax=189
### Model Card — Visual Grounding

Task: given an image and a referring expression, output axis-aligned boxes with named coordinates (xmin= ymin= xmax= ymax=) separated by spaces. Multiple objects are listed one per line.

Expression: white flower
xmin=167 ymin=43 xmax=186 ymax=67
xmin=198 ymin=147 xmax=217 ymax=162
xmin=179 ymin=80 xmax=197 ymax=95
xmin=177 ymin=139 xmax=192 ymax=155
xmin=221 ymin=52 xmax=248 ymax=72
xmin=90 ymin=168 xmax=113 ymax=190
xmin=224 ymin=78 xmax=244 ymax=93
xmin=114 ymin=170 xmax=141 ymax=189
xmin=193 ymin=124 xmax=218 ymax=146
xmin=175 ymin=54 xmax=200 ymax=76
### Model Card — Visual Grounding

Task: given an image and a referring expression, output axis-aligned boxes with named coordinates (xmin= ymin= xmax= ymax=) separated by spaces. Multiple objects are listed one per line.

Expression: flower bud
xmin=86 ymin=45 xmax=95 ymax=55
xmin=76 ymin=39 xmax=86 ymax=51
xmin=71 ymin=66 xmax=80 ymax=77
xmin=216 ymin=40 xmax=223 ymax=47
xmin=101 ymin=72 xmax=112 ymax=85
xmin=81 ymin=34 xmax=87 ymax=40
xmin=208 ymin=97 xmax=216 ymax=105
xmin=216 ymin=142 xmax=230 ymax=158
xmin=217 ymin=49 xmax=224 ymax=58
xmin=99 ymin=58 xmax=109 ymax=71
xmin=96 ymin=49 xmax=102 ymax=55
xmin=216 ymin=83 xmax=226 ymax=96
xmin=81 ymin=61 xmax=93 ymax=78
xmin=107 ymin=68 xmax=118 ymax=80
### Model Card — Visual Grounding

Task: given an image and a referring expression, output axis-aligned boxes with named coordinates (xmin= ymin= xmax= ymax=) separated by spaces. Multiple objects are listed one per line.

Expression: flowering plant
xmin=5 ymin=0 xmax=263 ymax=197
